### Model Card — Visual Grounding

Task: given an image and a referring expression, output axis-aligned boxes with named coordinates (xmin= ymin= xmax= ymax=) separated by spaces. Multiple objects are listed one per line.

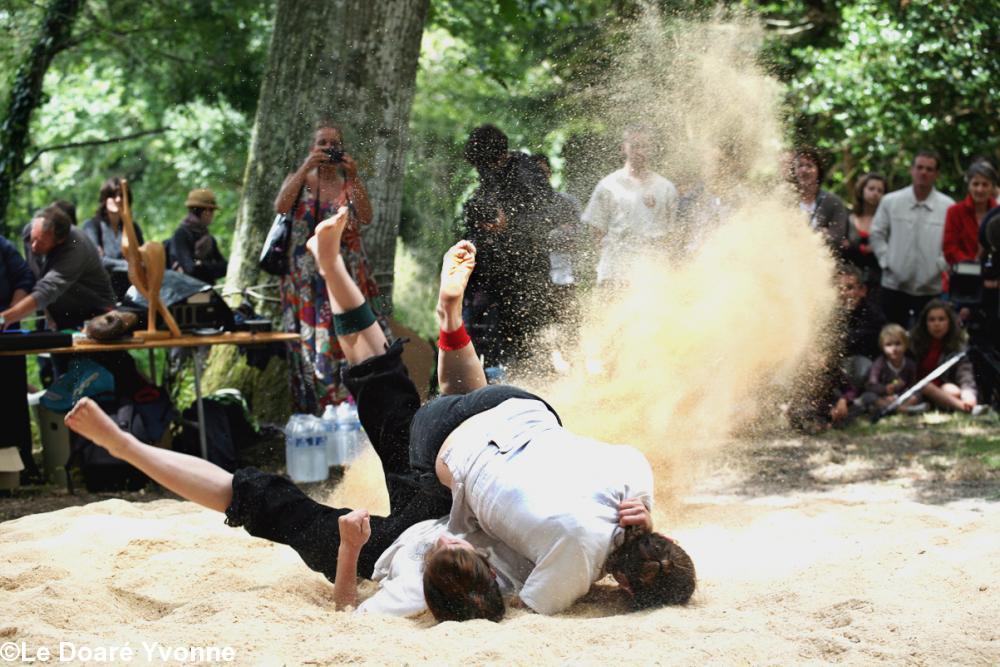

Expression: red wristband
xmin=438 ymin=323 xmax=471 ymax=351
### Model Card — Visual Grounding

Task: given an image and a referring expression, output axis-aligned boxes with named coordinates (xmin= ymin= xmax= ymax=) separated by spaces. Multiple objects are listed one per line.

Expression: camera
xmin=324 ymin=148 xmax=345 ymax=163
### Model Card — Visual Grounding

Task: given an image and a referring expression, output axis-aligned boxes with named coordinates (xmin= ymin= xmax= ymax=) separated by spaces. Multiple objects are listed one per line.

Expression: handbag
xmin=259 ymin=185 xmax=304 ymax=276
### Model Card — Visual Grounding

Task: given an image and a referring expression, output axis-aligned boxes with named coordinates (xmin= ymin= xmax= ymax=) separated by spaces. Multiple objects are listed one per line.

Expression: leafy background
xmin=2 ymin=0 xmax=998 ymax=335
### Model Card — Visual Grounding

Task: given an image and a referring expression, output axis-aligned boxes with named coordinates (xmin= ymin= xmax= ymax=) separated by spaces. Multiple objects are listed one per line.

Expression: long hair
xmin=605 ymin=527 xmax=696 ymax=609
xmin=852 ymin=172 xmax=887 ymax=216
xmin=95 ymin=176 xmax=130 ymax=222
xmin=909 ymin=299 xmax=967 ymax=360
xmin=423 ymin=548 xmax=505 ymax=623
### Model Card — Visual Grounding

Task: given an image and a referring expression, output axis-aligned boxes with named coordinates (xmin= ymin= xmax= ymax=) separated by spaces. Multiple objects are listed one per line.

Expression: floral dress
xmin=280 ymin=184 xmax=380 ymax=414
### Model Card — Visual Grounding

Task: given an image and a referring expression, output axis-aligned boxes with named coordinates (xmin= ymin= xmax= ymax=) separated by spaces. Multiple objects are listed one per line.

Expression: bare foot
xmin=64 ymin=398 xmax=129 ymax=458
xmin=306 ymin=206 xmax=350 ymax=276
xmin=437 ymin=241 xmax=476 ymax=331
xmin=439 ymin=240 xmax=476 ymax=306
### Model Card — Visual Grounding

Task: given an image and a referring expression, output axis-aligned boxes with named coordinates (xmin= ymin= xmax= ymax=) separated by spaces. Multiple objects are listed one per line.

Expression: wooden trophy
xmin=119 ymin=180 xmax=181 ymax=340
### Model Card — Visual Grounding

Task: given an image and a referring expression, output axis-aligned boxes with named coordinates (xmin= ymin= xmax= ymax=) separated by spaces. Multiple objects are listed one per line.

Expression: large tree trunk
xmin=204 ymin=0 xmax=429 ymax=417
xmin=0 ymin=0 xmax=86 ymax=235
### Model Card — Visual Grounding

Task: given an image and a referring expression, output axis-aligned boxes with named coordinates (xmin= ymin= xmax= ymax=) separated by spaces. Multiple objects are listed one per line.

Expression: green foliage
xmin=764 ymin=0 xmax=1000 ymax=196
xmin=402 ymin=0 xmax=623 ymax=272
xmin=1 ymin=0 xmax=272 ymax=250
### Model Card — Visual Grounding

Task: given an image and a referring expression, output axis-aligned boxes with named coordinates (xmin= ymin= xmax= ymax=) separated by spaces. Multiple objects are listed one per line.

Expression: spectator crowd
xmin=457 ymin=127 xmax=1000 ymax=429
xmin=3 ymin=122 xmax=999 ymax=477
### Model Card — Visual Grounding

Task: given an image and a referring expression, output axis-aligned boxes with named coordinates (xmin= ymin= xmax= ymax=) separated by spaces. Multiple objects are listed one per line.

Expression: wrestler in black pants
xmin=224 ymin=340 xmax=451 ymax=580
xmin=223 ymin=338 xmax=557 ymax=581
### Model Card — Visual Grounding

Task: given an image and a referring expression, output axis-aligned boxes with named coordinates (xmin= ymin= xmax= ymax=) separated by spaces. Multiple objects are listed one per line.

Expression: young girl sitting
xmin=864 ymin=324 xmax=919 ymax=411
xmin=909 ymin=300 xmax=978 ymax=412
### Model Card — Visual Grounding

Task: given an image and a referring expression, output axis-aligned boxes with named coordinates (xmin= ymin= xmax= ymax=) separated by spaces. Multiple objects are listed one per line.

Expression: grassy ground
xmin=717 ymin=410 xmax=1000 ymax=506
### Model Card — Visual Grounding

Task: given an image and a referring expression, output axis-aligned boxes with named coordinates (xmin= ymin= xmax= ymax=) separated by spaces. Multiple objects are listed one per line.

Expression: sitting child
xmin=863 ymin=324 xmax=919 ymax=411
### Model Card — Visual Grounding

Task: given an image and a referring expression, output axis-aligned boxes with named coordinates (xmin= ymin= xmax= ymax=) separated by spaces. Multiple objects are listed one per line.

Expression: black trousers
xmin=224 ymin=340 xmax=451 ymax=580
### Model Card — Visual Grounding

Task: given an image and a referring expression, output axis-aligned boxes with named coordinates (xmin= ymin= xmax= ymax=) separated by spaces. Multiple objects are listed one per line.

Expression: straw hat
xmin=185 ymin=188 xmax=219 ymax=209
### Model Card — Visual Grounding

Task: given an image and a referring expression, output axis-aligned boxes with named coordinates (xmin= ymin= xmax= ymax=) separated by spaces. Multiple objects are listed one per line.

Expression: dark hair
xmin=423 ymin=548 xmax=505 ymax=623
xmin=852 ymin=172 xmax=887 ymax=215
xmin=966 ymin=160 xmax=998 ymax=187
xmin=838 ymin=263 xmax=864 ymax=284
xmin=912 ymin=149 xmax=941 ymax=170
xmin=464 ymin=125 xmax=508 ymax=170
xmin=96 ymin=176 xmax=131 ymax=222
xmin=605 ymin=528 xmax=696 ymax=609
xmin=532 ymin=153 xmax=551 ymax=171
xmin=909 ymin=299 xmax=967 ymax=360
xmin=53 ymin=199 xmax=77 ymax=226
xmin=792 ymin=146 xmax=825 ymax=185
xmin=34 ymin=204 xmax=73 ymax=242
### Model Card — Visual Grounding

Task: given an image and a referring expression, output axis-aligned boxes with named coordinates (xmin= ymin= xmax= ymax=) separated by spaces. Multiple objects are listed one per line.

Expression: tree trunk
xmin=0 ymin=0 xmax=86 ymax=235
xmin=225 ymin=0 xmax=429 ymax=304
xmin=204 ymin=0 xmax=429 ymax=416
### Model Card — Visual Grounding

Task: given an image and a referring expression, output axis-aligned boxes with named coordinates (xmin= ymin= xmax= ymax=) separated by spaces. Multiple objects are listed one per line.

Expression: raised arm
xmin=275 ymin=149 xmax=325 ymax=213
xmin=869 ymin=198 xmax=890 ymax=268
xmin=333 ymin=509 xmax=372 ymax=609
xmin=436 ymin=240 xmax=487 ymax=395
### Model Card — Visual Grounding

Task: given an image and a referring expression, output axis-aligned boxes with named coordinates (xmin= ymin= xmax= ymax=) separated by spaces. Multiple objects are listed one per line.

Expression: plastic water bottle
xmin=351 ymin=402 xmax=371 ymax=458
xmin=321 ymin=404 xmax=343 ymax=466
xmin=333 ymin=402 xmax=355 ymax=464
xmin=345 ymin=399 xmax=367 ymax=461
xmin=285 ymin=414 xmax=328 ymax=483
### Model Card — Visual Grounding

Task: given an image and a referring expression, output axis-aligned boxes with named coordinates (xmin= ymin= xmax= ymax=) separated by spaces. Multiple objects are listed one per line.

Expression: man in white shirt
xmin=582 ymin=126 xmax=678 ymax=286
xmin=870 ymin=150 xmax=955 ymax=327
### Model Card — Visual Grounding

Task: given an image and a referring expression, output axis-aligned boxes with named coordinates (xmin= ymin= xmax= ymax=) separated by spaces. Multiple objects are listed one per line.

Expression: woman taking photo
xmin=844 ymin=172 xmax=887 ymax=288
xmin=273 ymin=121 xmax=378 ymax=413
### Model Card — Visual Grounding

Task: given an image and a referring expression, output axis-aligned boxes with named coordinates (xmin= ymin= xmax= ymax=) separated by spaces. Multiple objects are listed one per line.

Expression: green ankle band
xmin=334 ymin=302 xmax=376 ymax=335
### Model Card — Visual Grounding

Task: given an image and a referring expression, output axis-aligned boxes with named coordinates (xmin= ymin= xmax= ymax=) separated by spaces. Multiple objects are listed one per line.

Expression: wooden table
xmin=0 ymin=331 xmax=299 ymax=460
xmin=0 ymin=331 xmax=299 ymax=356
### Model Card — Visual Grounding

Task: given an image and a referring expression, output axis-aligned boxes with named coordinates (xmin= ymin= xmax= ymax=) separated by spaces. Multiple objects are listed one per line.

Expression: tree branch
xmin=22 ymin=127 xmax=170 ymax=170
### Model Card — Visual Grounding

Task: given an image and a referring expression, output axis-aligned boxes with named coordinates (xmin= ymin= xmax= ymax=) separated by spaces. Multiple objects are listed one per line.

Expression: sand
xmin=2 ymin=435 xmax=997 ymax=667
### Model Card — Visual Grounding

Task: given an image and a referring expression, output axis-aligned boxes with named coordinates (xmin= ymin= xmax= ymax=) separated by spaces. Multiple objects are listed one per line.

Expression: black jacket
xmin=167 ymin=220 xmax=227 ymax=284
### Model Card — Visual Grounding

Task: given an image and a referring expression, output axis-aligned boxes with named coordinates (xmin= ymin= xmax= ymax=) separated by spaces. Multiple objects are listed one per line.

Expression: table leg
xmin=148 ymin=348 xmax=156 ymax=385
xmin=192 ymin=347 xmax=208 ymax=460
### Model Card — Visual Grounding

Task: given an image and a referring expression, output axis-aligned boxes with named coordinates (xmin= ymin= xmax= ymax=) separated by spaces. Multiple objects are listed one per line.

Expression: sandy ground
xmin=1 ymin=430 xmax=997 ymax=667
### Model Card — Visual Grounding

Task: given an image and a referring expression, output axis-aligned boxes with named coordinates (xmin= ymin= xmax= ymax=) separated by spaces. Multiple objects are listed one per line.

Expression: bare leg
xmin=306 ymin=207 xmax=386 ymax=364
xmin=921 ymin=383 xmax=965 ymax=411
xmin=65 ymin=398 xmax=233 ymax=512
xmin=436 ymin=240 xmax=487 ymax=395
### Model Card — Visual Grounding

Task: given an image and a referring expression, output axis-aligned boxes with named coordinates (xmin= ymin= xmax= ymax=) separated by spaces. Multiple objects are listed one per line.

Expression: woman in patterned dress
xmin=274 ymin=121 xmax=379 ymax=413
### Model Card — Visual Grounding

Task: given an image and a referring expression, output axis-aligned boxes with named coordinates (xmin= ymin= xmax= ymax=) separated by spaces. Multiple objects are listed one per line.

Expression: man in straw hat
xmin=167 ymin=188 xmax=227 ymax=284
